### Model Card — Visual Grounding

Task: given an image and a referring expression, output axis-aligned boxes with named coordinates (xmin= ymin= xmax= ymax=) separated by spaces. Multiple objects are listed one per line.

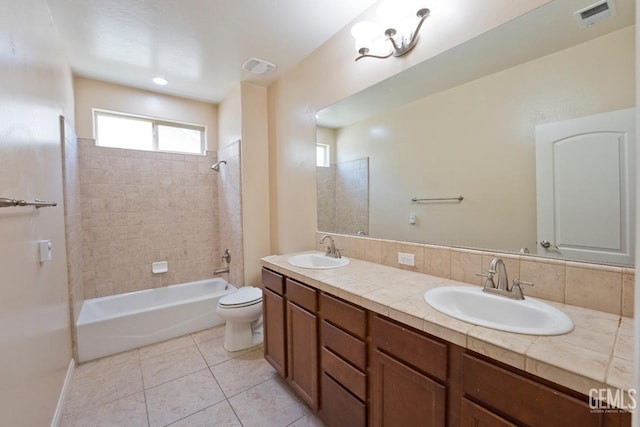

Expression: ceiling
xmin=46 ymin=0 xmax=379 ymax=103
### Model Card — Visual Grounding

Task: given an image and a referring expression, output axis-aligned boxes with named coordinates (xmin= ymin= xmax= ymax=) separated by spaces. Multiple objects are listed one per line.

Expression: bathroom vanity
xmin=261 ymin=255 xmax=633 ymax=427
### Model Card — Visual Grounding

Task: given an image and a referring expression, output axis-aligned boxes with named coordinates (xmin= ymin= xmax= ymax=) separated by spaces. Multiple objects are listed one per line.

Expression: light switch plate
xmin=398 ymin=252 xmax=415 ymax=266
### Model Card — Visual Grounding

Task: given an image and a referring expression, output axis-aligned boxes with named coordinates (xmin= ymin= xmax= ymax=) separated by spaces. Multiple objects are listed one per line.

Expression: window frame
xmin=316 ymin=143 xmax=331 ymax=168
xmin=93 ymin=108 xmax=207 ymax=155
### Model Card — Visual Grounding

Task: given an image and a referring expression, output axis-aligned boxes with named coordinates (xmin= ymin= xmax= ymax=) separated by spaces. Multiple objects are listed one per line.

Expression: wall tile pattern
xmin=217 ymin=140 xmax=244 ymax=286
xmin=316 ymin=165 xmax=336 ymax=232
xmin=79 ymin=138 xmax=220 ymax=298
xmin=316 ymin=158 xmax=369 ymax=236
xmin=316 ymin=231 xmax=635 ymax=317
xmin=61 ymin=118 xmax=84 ymax=360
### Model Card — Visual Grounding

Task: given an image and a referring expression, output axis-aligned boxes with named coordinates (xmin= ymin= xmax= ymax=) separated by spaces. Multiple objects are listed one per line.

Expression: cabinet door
xmin=287 ymin=301 xmax=318 ymax=411
xmin=321 ymin=372 xmax=366 ymax=427
xmin=370 ymin=349 xmax=445 ymax=427
xmin=461 ymin=398 xmax=516 ymax=427
xmin=263 ymin=288 xmax=286 ymax=377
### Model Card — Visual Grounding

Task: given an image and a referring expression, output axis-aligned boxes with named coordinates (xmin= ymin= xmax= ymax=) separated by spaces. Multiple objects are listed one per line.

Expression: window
xmin=316 ymin=143 xmax=330 ymax=167
xmin=94 ymin=110 xmax=206 ymax=155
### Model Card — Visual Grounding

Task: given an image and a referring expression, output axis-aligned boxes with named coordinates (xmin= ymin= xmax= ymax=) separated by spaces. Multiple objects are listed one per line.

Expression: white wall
xmin=334 ymin=27 xmax=635 ymax=253
xmin=0 ymin=1 xmax=75 ymax=425
xmin=74 ymin=76 xmax=218 ymax=151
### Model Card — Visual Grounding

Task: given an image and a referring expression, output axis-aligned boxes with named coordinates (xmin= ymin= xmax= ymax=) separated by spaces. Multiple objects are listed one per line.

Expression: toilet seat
xmin=218 ymin=286 xmax=262 ymax=308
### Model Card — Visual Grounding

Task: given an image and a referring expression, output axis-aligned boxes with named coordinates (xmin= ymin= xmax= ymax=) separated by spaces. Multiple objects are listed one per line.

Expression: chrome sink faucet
xmin=476 ymin=257 xmax=534 ymax=300
xmin=320 ymin=235 xmax=342 ymax=259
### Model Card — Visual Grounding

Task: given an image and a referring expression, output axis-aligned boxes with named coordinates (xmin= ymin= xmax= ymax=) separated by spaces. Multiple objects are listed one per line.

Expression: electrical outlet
xmin=398 ymin=252 xmax=415 ymax=266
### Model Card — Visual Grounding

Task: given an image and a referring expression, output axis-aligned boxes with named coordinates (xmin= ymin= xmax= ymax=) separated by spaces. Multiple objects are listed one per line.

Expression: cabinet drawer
xmin=321 ymin=347 xmax=366 ymax=401
xmin=262 ymin=268 xmax=284 ymax=296
xmin=372 ymin=315 xmax=447 ymax=382
xmin=321 ymin=320 xmax=366 ymax=370
xmin=321 ymin=372 xmax=366 ymax=427
xmin=285 ymin=278 xmax=317 ymax=312
xmin=461 ymin=398 xmax=517 ymax=427
xmin=320 ymin=293 xmax=367 ymax=339
xmin=462 ymin=353 xmax=602 ymax=427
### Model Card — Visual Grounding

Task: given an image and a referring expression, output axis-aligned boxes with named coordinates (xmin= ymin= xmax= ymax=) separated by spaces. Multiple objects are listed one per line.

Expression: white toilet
xmin=216 ymin=286 xmax=264 ymax=351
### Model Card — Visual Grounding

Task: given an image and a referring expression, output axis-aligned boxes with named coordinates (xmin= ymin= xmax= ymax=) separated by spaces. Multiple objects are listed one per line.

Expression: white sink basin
xmin=287 ymin=253 xmax=350 ymax=269
xmin=424 ymin=286 xmax=573 ymax=335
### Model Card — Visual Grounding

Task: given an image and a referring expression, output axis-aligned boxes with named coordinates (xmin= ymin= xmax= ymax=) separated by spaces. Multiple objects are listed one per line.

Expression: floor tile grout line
xmin=138 ymin=349 xmax=152 ymax=427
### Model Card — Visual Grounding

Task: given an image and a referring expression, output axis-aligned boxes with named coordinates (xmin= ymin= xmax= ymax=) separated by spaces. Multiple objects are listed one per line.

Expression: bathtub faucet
xmin=214 ymin=249 xmax=231 ymax=275
xmin=214 ymin=267 xmax=230 ymax=275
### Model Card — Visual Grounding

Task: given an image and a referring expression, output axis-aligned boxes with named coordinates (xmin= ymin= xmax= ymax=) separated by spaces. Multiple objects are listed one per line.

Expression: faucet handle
xmin=513 ymin=278 xmax=534 ymax=287
xmin=511 ymin=278 xmax=534 ymax=300
xmin=475 ymin=271 xmax=494 ymax=279
xmin=475 ymin=271 xmax=495 ymax=288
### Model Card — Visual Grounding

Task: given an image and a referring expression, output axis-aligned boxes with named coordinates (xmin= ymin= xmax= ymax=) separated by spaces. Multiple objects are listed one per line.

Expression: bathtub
xmin=77 ymin=278 xmax=237 ymax=362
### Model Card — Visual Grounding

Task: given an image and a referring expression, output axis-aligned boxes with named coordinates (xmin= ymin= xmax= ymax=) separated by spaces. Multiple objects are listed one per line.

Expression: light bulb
xmin=351 ymin=21 xmax=381 ymax=52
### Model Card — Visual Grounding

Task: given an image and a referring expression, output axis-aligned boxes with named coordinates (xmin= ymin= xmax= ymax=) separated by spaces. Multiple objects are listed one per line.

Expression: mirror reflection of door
xmin=535 ymin=108 xmax=635 ymax=265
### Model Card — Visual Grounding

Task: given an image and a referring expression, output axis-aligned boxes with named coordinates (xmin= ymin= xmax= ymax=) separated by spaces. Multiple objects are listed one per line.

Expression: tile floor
xmin=61 ymin=326 xmax=325 ymax=427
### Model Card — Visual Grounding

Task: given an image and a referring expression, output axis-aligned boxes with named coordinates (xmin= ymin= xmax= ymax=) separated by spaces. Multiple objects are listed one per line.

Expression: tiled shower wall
xmin=217 ymin=140 xmax=244 ymax=286
xmin=335 ymin=158 xmax=369 ymax=235
xmin=61 ymin=117 xmax=84 ymax=359
xmin=316 ymin=165 xmax=336 ymax=232
xmin=316 ymin=158 xmax=369 ymax=235
xmin=78 ymin=138 xmax=220 ymax=298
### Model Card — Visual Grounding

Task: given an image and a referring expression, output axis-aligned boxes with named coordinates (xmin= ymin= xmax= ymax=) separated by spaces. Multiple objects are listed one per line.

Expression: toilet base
xmin=223 ymin=319 xmax=264 ymax=352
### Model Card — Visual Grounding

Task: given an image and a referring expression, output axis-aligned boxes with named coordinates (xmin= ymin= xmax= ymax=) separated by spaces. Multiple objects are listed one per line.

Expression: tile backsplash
xmin=316 ymin=232 xmax=635 ymax=317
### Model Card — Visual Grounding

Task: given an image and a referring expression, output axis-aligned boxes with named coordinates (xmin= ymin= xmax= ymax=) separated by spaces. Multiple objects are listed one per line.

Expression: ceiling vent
xmin=242 ymin=58 xmax=277 ymax=75
xmin=574 ymin=0 xmax=616 ymax=28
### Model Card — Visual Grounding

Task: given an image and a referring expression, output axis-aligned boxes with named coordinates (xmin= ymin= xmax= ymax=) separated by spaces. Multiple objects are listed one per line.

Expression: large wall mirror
xmin=316 ymin=0 xmax=636 ymax=266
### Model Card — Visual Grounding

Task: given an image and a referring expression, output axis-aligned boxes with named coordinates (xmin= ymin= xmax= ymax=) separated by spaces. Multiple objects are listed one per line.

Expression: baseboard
xmin=50 ymin=358 xmax=75 ymax=427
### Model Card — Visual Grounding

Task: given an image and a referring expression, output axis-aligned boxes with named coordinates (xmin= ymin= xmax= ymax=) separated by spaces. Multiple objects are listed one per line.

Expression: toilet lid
xmin=219 ymin=286 xmax=262 ymax=307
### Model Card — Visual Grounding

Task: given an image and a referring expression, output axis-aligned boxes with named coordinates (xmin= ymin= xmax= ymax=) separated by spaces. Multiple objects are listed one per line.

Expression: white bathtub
xmin=77 ymin=278 xmax=237 ymax=362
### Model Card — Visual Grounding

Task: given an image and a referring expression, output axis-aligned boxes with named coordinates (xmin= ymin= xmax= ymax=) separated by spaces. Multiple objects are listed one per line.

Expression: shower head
xmin=211 ymin=160 xmax=227 ymax=171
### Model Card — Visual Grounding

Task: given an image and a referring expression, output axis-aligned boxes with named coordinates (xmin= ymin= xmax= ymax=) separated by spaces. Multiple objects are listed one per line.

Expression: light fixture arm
xmin=355 ymin=47 xmax=393 ymax=62
xmin=354 ymin=8 xmax=431 ymax=62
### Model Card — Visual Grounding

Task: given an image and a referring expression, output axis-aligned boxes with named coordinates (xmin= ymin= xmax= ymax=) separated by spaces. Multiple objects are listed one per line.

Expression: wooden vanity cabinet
xmin=262 ymin=269 xmax=320 ymax=410
xmin=262 ymin=268 xmax=286 ymax=377
xmin=285 ymin=278 xmax=319 ymax=411
xmin=370 ymin=314 xmax=447 ymax=427
xmin=263 ymin=268 xmax=631 ymax=427
xmin=459 ymin=352 xmax=632 ymax=427
xmin=319 ymin=293 xmax=368 ymax=427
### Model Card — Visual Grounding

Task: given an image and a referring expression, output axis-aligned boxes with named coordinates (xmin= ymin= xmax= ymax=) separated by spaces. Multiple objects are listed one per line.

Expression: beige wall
xmin=316 ymin=126 xmax=337 ymax=164
xmin=267 ymin=0 xmax=550 ymax=254
xmin=74 ymin=76 xmax=219 ymax=151
xmin=0 ymin=1 xmax=74 ymax=425
xmin=218 ymin=85 xmax=245 ymax=285
xmin=334 ymin=27 xmax=635 ymax=253
xmin=240 ymin=83 xmax=270 ymax=286
xmin=216 ymin=82 xmax=271 ymax=286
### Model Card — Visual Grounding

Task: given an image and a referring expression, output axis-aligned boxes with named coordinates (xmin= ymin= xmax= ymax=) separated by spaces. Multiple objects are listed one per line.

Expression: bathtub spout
xmin=213 ymin=267 xmax=230 ymax=275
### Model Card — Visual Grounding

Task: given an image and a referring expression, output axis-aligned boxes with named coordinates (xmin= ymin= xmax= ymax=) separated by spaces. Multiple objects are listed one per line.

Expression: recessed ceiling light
xmin=152 ymin=77 xmax=168 ymax=85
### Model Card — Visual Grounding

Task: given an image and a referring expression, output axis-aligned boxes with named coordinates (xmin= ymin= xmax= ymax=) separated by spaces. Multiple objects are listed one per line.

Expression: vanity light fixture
xmin=351 ymin=2 xmax=430 ymax=62
xmin=152 ymin=76 xmax=168 ymax=85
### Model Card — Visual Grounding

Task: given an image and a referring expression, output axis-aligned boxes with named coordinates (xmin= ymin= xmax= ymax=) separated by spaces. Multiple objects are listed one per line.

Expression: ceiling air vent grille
xmin=574 ymin=0 xmax=616 ymax=28
xmin=242 ymin=58 xmax=276 ymax=75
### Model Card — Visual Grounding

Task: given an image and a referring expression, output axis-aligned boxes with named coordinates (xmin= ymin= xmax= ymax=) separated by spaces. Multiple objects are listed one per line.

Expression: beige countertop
xmin=261 ymin=251 xmax=634 ymax=407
